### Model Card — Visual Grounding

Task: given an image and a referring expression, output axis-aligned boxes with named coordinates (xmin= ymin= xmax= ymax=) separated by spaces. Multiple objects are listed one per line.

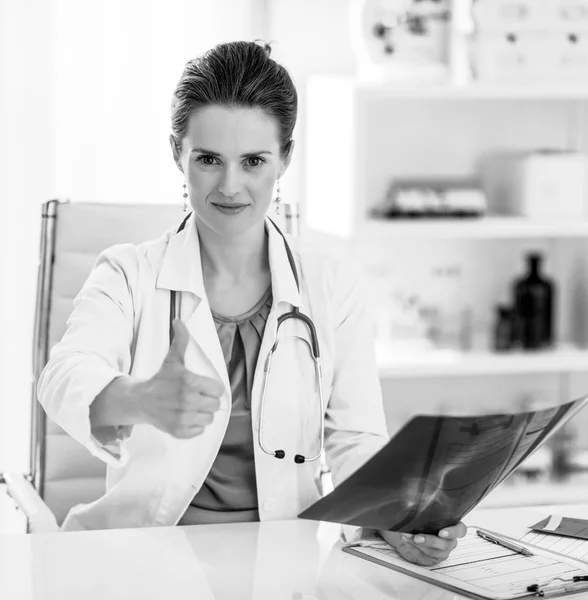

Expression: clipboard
xmin=342 ymin=527 xmax=588 ymax=599
xmin=298 ymin=395 xmax=588 ymax=534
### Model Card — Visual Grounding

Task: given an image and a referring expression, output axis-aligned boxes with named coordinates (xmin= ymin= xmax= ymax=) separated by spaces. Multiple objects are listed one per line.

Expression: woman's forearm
xmin=89 ymin=375 xmax=146 ymax=428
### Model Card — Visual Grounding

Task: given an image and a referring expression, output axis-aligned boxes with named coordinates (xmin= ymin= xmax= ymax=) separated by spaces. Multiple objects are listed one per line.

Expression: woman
xmin=38 ymin=41 xmax=465 ymax=565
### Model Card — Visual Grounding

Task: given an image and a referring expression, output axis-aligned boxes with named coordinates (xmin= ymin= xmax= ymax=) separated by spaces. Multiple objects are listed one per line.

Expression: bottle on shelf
xmin=512 ymin=252 xmax=555 ymax=350
xmin=493 ymin=304 xmax=514 ymax=352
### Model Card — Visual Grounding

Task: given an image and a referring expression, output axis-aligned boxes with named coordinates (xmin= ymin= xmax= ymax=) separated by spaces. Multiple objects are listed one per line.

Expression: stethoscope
xmin=169 ymin=213 xmax=325 ymax=464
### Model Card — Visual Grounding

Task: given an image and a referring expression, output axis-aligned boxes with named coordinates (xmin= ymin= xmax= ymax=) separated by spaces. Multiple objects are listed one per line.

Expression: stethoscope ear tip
xmin=274 ymin=450 xmax=286 ymax=459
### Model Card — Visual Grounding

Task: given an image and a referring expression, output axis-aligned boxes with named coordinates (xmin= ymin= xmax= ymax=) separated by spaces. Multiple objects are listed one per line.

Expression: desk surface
xmin=1 ymin=505 xmax=588 ymax=600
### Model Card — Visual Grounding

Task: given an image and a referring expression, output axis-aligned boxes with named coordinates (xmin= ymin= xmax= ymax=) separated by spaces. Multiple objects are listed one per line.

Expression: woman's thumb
xmin=167 ymin=318 xmax=190 ymax=365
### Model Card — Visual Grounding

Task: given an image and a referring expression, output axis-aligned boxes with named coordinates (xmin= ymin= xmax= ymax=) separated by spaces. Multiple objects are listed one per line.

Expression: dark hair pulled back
xmin=170 ymin=41 xmax=297 ymax=158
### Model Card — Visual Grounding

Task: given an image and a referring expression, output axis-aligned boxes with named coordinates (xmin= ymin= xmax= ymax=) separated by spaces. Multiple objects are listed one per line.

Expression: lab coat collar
xmin=156 ymin=213 xmax=204 ymax=296
xmin=156 ymin=213 xmax=301 ymax=308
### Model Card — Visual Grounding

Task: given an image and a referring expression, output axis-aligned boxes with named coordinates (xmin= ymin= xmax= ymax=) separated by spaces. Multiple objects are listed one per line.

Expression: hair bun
xmin=253 ymin=39 xmax=272 ymax=57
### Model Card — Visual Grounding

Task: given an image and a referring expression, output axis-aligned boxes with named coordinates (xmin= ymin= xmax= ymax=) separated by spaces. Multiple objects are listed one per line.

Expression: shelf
xmin=377 ymin=346 xmax=588 ymax=379
xmin=360 ymin=217 xmax=588 ymax=240
xmin=354 ymin=78 xmax=588 ymax=100
xmin=477 ymin=474 xmax=588 ymax=509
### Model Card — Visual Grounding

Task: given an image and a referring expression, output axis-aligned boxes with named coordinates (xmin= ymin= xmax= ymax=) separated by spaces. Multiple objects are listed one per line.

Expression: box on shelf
xmin=374 ymin=177 xmax=487 ymax=219
xmin=472 ymin=0 xmax=588 ymax=32
xmin=348 ymin=0 xmax=452 ymax=83
xmin=473 ymin=31 xmax=588 ymax=81
xmin=485 ymin=150 xmax=588 ymax=220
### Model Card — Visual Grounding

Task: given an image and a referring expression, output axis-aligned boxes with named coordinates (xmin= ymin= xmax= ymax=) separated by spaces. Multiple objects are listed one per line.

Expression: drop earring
xmin=275 ymin=178 xmax=281 ymax=215
xmin=182 ymin=182 xmax=188 ymax=212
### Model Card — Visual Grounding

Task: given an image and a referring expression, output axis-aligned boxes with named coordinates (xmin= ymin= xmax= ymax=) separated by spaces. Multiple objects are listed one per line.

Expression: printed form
xmin=520 ymin=529 xmax=588 ymax=564
xmin=345 ymin=527 xmax=588 ymax=599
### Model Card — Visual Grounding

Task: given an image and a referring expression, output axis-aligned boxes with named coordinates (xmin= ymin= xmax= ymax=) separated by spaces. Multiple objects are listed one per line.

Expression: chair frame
xmin=0 ymin=199 xmax=61 ymax=520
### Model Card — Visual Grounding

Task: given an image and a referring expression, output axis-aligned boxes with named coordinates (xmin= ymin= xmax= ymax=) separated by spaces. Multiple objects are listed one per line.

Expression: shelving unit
xmin=360 ymin=216 xmax=588 ymax=240
xmin=304 ymin=74 xmax=588 ymax=383
xmin=478 ymin=473 xmax=588 ymax=509
xmin=304 ymin=74 xmax=588 ymax=240
xmin=355 ymin=80 xmax=588 ymax=100
xmin=376 ymin=346 xmax=588 ymax=379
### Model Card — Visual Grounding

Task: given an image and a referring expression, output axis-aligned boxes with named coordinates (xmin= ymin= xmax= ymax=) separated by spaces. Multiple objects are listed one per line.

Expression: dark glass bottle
xmin=513 ymin=253 xmax=555 ymax=350
xmin=493 ymin=305 xmax=514 ymax=352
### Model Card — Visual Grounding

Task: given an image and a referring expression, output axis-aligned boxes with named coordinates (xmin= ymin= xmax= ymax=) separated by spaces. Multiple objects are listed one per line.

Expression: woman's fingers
xmin=438 ymin=522 xmax=467 ymax=540
xmin=406 ymin=533 xmax=457 ymax=557
xmin=380 ymin=526 xmax=465 ymax=566
xmin=172 ymin=424 xmax=205 ymax=439
xmin=397 ymin=536 xmax=450 ymax=566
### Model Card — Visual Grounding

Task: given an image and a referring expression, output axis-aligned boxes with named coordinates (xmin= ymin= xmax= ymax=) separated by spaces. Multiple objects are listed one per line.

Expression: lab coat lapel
xmin=250 ymin=218 xmax=302 ymax=435
xmin=156 ymin=214 xmax=230 ymax=402
xmin=184 ymin=296 xmax=230 ymax=401
xmin=265 ymin=216 xmax=301 ymax=310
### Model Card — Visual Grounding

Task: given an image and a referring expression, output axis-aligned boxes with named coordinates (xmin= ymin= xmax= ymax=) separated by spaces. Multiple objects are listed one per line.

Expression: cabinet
xmin=304 ymin=75 xmax=588 ymax=405
xmin=304 ymin=75 xmax=588 ymax=375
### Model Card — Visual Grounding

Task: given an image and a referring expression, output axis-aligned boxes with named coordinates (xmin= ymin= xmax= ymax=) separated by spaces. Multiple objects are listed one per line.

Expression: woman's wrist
xmin=90 ymin=375 xmax=147 ymax=428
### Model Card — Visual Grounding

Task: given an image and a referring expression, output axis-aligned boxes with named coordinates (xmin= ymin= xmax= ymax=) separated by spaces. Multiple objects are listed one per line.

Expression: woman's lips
xmin=212 ymin=203 xmax=248 ymax=215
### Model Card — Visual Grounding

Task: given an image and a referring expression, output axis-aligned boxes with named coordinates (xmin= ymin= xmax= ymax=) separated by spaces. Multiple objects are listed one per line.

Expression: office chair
xmin=0 ymin=199 xmax=182 ymax=532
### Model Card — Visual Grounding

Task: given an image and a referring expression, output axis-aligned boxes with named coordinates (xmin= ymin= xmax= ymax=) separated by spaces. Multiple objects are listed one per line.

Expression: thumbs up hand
xmin=164 ymin=317 xmax=191 ymax=367
xmin=138 ymin=319 xmax=225 ymax=439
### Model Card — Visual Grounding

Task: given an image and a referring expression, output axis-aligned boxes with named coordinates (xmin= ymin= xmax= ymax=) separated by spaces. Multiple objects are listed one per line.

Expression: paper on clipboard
xmin=342 ymin=527 xmax=588 ymax=600
xmin=299 ymin=396 xmax=588 ymax=534
xmin=517 ymin=525 xmax=588 ymax=564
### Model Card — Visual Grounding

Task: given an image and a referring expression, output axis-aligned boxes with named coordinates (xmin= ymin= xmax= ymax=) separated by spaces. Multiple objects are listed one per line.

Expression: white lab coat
xmin=37 ymin=214 xmax=390 ymax=532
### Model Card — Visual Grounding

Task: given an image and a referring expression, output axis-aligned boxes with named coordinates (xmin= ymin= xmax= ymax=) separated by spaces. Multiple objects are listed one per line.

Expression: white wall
xmin=0 ymin=0 xmax=57 ymax=531
xmin=267 ymin=0 xmax=356 ymax=214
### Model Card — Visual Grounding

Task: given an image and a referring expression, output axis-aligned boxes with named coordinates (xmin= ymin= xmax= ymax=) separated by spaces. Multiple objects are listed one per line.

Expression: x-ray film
xmin=298 ymin=396 xmax=588 ymax=534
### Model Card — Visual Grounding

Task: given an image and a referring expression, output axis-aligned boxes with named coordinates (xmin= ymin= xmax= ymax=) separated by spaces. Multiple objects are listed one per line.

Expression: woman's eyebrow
xmin=190 ymin=147 xmax=272 ymax=157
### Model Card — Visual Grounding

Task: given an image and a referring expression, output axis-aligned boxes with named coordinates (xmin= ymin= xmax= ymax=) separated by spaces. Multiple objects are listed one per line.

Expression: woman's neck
xmin=196 ymin=219 xmax=269 ymax=284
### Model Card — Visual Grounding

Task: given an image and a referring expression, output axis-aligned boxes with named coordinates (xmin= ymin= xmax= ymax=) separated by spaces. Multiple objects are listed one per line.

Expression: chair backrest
xmin=33 ymin=200 xmax=183 ymax=525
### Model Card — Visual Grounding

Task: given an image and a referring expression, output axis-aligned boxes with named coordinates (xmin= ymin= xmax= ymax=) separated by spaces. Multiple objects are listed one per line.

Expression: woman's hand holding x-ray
xmin=137 ymin=319 xmax=224 ymax=439
xmin=379 ymin=522 xmax=467 ymax=566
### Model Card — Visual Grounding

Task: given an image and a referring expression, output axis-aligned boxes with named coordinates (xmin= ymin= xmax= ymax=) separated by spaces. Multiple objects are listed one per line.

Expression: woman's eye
xmin=245 ymin=156 xmax=265 ymax=168
xmin=196 ymin=155 xmax=218 ymax=166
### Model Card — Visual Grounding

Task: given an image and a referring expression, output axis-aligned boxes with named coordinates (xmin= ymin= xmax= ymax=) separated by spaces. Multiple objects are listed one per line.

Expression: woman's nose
xmin=217 ymin=166 xmax=243 ymax=197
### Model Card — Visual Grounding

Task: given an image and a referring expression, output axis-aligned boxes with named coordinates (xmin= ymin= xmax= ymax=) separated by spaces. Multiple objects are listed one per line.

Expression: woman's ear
xmin=169 ymin=134 xmax=183 ymax=173
xmin=280 ymin=139 xmax=295 ymax=177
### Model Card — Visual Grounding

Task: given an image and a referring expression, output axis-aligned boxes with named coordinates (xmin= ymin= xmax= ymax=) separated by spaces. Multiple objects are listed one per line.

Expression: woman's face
xmin=172 ymin=105 xmax=291 ymax=237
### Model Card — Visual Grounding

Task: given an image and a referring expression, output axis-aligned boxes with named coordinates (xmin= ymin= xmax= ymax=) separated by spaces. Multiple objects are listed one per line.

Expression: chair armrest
xmin=3 ymin=473 xmax=60 ymax=533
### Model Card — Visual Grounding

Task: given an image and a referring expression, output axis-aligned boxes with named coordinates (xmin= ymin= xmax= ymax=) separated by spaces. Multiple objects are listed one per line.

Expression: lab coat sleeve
xmin=37 ymin=245 xmax=139 ymax=468
xmin=323 ymin=261 xmax=391 ymax=543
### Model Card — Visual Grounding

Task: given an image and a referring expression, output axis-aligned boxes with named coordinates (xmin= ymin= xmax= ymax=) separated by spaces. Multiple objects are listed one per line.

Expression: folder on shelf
xmin=298 ymin=396 xmax=588 ymax=534
xmin=342 ymin=526 xmax=588 ymax=599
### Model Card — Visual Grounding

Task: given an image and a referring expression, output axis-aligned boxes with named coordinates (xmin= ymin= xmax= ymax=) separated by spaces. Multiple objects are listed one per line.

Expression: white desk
xmin=1 ymin=505 xmax=587 ymax=599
